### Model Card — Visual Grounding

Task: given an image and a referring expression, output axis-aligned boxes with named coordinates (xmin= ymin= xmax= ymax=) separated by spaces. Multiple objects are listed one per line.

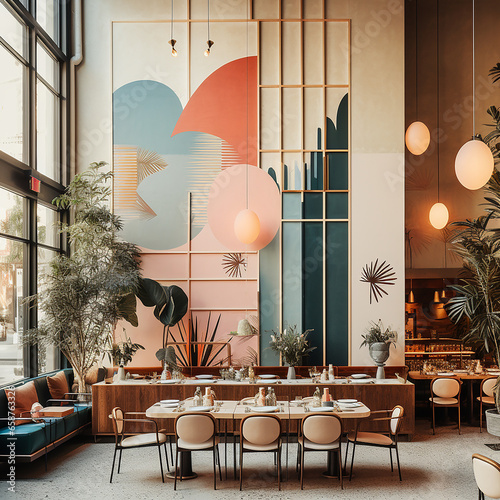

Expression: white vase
xmin=287 ymin=366 xmax=296 ymax=380
xmin=116 ymin=366 xmax=126 ymax=382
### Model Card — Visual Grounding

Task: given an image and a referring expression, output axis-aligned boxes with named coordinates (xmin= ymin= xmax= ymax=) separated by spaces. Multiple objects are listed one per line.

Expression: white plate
xmin=338 ymin=402 xmax=362 ymax=408
xmin=259 ymin=374 xmax=278 ymax=379
xmin=437 ymin=372 xmax=455 ymax=376
xmin=257 ymin=379 xmax=278 ymax=384
xmin=251 ymin=406 xmax=279 ymax=413
xmin=338 ymin=399 xmax=357 ymax=404
xmin=189 ymin=406 xmax=214 ymax=412
xmin=351 ymin=374 xmax=369 ymax=379
xmin=453 ymin=370 xmax=468 ymax=374
xmin=161 ymin=403 xmax=179 ymax=408
xmin=309 ymin=407 xmax=334 ymax=412
xmin=351 ymin=378 xmax=373 ymax=384
xmin=160 ymin=399 xmax=180 ymax=404
xmin=158 ymin=379 xmax=177 ymax=384
xmin=195 ymin=375 xmax=214 ymax=379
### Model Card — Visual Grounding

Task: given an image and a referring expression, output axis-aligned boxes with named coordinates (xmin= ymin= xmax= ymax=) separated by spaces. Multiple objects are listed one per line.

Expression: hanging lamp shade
xmin=234 ymin=209 xmax=260 ymax=244
xmin=433 ymin=290 xmax=441 ymax=303
xmin=405 ymin=121 xmax=431 ymax=155
xmin=429 ymin=202 xmax=449 ymax=230
xmin=455 ymin=139 xmax=494 ymax=190
xmin=407 ymin=290 xmax=415 ymax=303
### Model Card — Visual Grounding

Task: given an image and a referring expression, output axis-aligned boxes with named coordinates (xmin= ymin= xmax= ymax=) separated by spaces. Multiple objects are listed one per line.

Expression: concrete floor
xmin=2 ymin=419 xmax=499 ymax=500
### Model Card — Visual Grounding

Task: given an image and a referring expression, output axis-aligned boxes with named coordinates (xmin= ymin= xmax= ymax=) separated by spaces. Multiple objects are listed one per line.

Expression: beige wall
xmin=76 ymin=0 xmax=406 ymax=366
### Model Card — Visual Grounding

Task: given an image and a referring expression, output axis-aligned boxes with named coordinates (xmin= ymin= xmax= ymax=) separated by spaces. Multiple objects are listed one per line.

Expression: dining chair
xmin=109 ymin=407 xmax=168 ymax=483
xmin=239 ymin=414 xmax=282 ymax=491
xmin=478 ymin=377 xmax=497 ymax=433
xmin=345 ymin=405 xmax=404 ymax=481
xmin=298 ymin=413 xmax=343 ymax=490
xmin=429 ymin=377 xmax=462 ymax=434
xmin=472 ymin=453 xmax=500 ymax=499
xmin=174 ymin=412 xmax=221 ymax=490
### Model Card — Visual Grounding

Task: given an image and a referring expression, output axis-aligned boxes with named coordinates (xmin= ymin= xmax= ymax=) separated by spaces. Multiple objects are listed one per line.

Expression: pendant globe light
xmin=234 ymin=3 xmax=260 ymax=245
xmin=429 ymin=0 xmax=448 ymax=230
xmin=455 ymin=0 xmax=494 ymax=190
xmin=406 ymin=0 xmax=430 ymax=156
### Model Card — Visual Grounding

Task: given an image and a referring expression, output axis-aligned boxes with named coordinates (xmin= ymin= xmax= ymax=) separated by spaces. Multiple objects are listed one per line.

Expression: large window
xmin=0 ymin=0 xmax=69 ymax=383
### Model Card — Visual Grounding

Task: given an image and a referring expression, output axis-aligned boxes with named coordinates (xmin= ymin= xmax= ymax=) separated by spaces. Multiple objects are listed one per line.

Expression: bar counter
xmin=92 ymin=377 xmax=414 ymax=437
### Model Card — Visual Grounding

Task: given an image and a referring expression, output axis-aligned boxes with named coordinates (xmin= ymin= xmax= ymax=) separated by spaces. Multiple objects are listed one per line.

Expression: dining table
xmin=146 ymin=398 xmax=371 ymax=482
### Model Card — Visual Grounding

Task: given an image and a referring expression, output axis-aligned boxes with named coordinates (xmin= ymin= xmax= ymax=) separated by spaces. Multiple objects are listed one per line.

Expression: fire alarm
xmin=30 ymin=176 xmax=41 ymax=193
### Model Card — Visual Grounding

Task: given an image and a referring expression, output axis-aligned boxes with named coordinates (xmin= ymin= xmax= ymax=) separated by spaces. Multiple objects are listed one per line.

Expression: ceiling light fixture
xmin=169 ymin=0 xmax=177 ymax=57
xmin=204 ymin=0 xmax=214 ymax=57
xmin=455 ymin=0 xmax=494 ymax=190
xmin=405 ymin=0 xmax=430 ymax=156
xmin=429 ymin=0 xmax=448 ymax=230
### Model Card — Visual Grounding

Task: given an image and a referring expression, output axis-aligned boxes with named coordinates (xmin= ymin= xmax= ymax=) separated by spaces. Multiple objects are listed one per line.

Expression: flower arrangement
xmin=111 ymin=329 xmax=144 ymax=367
xmin=269 ymin=325 xmax=316 ymax=366
xmin=360 ymin=320 xmax=397 ymax=348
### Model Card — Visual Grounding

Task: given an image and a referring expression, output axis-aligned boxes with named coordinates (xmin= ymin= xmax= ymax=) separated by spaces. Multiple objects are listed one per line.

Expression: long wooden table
xmin=92 ymin=378 xmax=414 ymax=437
xmin=146 ymin=399 xmax=371 ymax=480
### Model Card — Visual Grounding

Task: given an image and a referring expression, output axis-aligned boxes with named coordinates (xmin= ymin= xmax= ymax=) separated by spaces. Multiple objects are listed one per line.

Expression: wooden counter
xmin=92 ymin=378 xmax=414 ymax=437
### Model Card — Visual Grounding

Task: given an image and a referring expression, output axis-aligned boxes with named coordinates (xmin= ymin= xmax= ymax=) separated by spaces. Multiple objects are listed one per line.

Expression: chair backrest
xmin=241 ymin=415 xmax=281 ymax=446
xmin=302 ymin=414 xmax=342 ymax=444
xmin=472 ymin=454 xmax=500 ymax=499
xmin=431 ymin=377 xmax=460 ymax=398
xmin=390 ymin=405 xmax=404 ymax=435
xmin=482 ymin=377 xmax=497 ymax=398
xmin=175 ymin=413 xmax=215 ymax=445
xmin=111 ymin=407 xmax=124 ymax=436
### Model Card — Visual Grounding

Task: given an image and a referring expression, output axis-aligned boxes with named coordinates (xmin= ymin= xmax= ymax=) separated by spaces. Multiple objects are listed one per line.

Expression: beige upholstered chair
xmin=298 ymin=414 xmax=343 ymax=490
xmin=174 ymin=412 xmax=221 ymax=490
xmin=346 ymin=405 xmax=404 ymax=481
xmin=472 ymin=453 xmax=500 ymax=499
xmin=239 ymin=414 xmax=282 ymax=491
xmin=478 ymin=377 xmax=497 ymax=433
xmin=109 ymin=407 xmax=168 ymax=483
xmin=429 ymin=377 xmax=462 ymax=434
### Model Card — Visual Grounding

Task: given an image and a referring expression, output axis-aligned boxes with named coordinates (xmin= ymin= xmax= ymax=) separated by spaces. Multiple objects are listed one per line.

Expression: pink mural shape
xmin=207 ymin=164 xmax=280 ymax=251
xmin=172 ymin=56 xmax=258 ymax=166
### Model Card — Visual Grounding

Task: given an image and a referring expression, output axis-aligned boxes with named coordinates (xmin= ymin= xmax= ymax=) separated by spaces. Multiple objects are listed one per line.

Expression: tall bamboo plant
xmin=24 ymin=163 xmax=141 ymax=392
xmin=446 ymin=63 xmax=500 ymax=411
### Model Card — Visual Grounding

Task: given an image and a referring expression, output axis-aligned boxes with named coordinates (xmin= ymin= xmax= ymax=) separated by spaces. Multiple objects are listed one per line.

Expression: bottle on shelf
xmin=312 ymin=387 xmax=321 ymax=407
xmin=328 ymin=364 xmax=334 ymax=381
xmin=193 ymin=386 xmax=202 ymax=406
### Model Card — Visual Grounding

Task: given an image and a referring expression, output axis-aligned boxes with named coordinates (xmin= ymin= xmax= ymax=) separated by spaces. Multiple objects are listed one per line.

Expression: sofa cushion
xmin=0 ymin=421 xmax=53 ymax=456
xmin=13 ymin=382 xmax=39 ymax=425
xmin=47 ymin=371 xmax=70 ymax=400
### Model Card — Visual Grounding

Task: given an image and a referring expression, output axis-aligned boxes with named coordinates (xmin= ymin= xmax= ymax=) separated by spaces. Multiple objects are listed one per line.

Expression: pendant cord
xmin=170 ymin=0 xmax=174 ymax=40
xmin=472 ymin=0 xmax=476 ymax=137
xmin=415 ymin=0 xmax=419 ymax=120
xmin=246 ymin=0 xmax=249 ymax=210
xmin=436 ymin=0 xmax=440 ymax=201
xmin=207 ymin=0 xmax=210 ymax=41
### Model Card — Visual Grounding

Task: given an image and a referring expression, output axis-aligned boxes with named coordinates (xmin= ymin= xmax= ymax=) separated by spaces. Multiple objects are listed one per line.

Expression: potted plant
xmin=110 ymin=328 xmax=145 ymax=381
xmin=24 ymin=163 xmax=142 ymax=393
xmin=360 ymin=320 xmax=397 ymax=379
xmin=268 ymin=325 xmax=315 ymax=379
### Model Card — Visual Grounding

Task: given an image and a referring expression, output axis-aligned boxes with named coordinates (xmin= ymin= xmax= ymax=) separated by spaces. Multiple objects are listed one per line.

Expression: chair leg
xmin=213 ymin=447 xmax=217 ymax=490
xmin=389 ymin=447 xmax=393 ymax=472
xmin=277 ymin=447 xmax=281 ymax=491
xmin=217 ymin=445 xmax=222 ymax=481
xmin=110 ymin=447 xmax=118 ymax=483
xmin=344 ymin=439 xmax=350 ymax=474
xmin=170 ymin=436 xmax=174 ymax=463
xmin=458 ymin=404 xmax=461 ymax=435
xmin=338 ymin=447 xmax=343 ymax=490
xmin=349 ymin=441 xmax=356 ymax=481
xmin=296 ymin=442 xmax=301 ymax=477
xmin=117 ymin=448 xmax=123 ymax=473
xmin=239 ymin=448 xmax=244 ymax=491
xmin=432 ymin=403 xmax=435 ymax=435
xmin=158 ymin=444 xmax=165 ymax=483
xmin=480 ymin=402 xmax=483 ymax=433
xmin=164 ymin=442 xmax=170 ymax=471
xmin=174 ymin=450 xmax=179 ymax=491
xmin=395 ymin=443 xmax=402 ymax=481
xmin=300 ymin=443 xmax=305 ymax=490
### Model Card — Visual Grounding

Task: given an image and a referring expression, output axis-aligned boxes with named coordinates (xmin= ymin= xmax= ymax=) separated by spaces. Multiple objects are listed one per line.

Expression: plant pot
xmin=116 ymin=366 xmax=126 ymax=382
xmin=485 ymin=409 xmax=500 ymax=437
xmin=287 ymin=366 xmax=296 ymax=380
xmin=369 ymin=342 xmax=390 ymax=379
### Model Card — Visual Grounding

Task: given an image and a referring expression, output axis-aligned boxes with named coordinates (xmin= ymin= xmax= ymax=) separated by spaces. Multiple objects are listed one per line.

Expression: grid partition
xmin=254 ymin=1 xmax=350 ymax=366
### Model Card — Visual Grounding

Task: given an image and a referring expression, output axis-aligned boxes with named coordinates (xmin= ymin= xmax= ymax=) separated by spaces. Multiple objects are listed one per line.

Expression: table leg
xmin=469 ymin=379 xmax=474 ymax=424
xmin=323 ymin=450 xmax=341 ymax=478
xmin=224 ymin=420 xmax=227 ymax=480
xmin=166 ymin=451 xmax=197 ymax=480
xmin=286 ymin=420 xmax=289 ymax=481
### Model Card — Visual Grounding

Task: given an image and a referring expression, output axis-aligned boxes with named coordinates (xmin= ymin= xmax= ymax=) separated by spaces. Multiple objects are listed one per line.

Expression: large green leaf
xmin=117 ymin=292 xmax=138 ymax=327
xmin=137 ymin=278 xmax=167 ymax=308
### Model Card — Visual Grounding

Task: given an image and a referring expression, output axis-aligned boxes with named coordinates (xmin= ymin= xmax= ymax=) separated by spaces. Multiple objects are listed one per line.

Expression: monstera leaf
xmin=156 ymin=345 xmax=178 ymax=367
xmin=117 ymin=292 xmax=138 ymax=327
xmin=137 ymin=278 xmax=188 ymax=327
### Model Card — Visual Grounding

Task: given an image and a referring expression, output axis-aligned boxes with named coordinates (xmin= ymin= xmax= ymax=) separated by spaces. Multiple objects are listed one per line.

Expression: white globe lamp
xmin=405 ymin=121 xmax=431 ymax=155
xmin=429 ymin=202 xmax=449 ymax=230
xmin=455 ymin=139 xmax=494 ymax=190
xmin=234 ymin=209 xmax=260 ymax=244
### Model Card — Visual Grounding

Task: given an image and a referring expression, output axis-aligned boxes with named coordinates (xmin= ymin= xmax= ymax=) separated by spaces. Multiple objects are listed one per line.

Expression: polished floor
xmin=3 ymin=419 xmax=499 ymax=499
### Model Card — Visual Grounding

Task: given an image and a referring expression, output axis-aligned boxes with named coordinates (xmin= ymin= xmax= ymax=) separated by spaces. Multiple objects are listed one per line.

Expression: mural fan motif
xmin=360 ymin=259 xmax=396 ymax=304
xmin=222 ymin=253 xmax=247 ymax=278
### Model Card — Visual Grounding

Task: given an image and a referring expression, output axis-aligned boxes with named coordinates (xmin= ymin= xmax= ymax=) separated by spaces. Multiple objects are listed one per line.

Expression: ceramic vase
xmin=287 ymin=366 xmax=296 ymax=380
xmin=369 ymin=342 xmax=390 ymax=379
xmin=117 ymin=366 xmax=126 ymax=382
